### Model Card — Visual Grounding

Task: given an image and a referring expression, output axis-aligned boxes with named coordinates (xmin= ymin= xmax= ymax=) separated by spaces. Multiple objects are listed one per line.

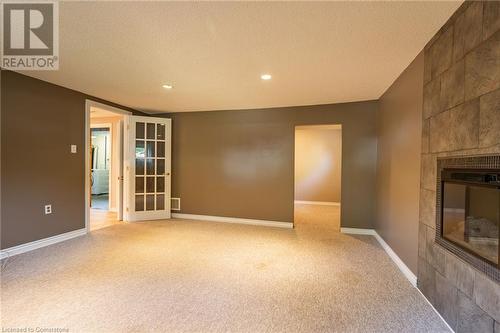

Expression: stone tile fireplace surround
xmin=418 ymin=1 xmax=500 ymax=332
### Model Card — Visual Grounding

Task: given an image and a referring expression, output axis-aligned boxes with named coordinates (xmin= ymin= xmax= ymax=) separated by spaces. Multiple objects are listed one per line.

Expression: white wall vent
xmin=171 ymin=198 xmax=181 ymax=211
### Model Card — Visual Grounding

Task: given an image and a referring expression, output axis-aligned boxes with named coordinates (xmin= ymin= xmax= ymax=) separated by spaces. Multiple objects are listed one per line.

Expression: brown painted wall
xmin=1 ymin=70 xmax=142 ymax=249
xmin=162 ymin=101 xmax=378 ymax=228
xmin=295 ymin=127 xmax=342 ymax=202
xmin=375 ymin=52 xmax=424 ymax=275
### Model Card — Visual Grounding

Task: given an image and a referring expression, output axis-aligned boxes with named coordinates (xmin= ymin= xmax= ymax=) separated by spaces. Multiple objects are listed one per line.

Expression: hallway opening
xmin=294 ymin=125 xmax=342 ymax=231
xmin=88 ymin=102 xmax=130 ymax=231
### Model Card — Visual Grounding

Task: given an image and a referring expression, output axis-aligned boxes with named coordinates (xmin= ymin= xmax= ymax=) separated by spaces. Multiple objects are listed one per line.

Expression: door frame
xmin=85 ymin=100 xmax=132 ymax=233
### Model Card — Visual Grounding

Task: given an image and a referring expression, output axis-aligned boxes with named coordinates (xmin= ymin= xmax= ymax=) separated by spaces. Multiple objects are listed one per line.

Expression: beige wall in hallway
xmin=295 ymin=127 xmax=342 ymax=203
xmin=375 ymin=51 xmax=423 ymax=274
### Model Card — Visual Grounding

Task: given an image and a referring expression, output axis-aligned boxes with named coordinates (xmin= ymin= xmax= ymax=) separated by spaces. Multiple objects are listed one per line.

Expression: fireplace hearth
xmin=436 ymin=156 xmax=500 ymax=282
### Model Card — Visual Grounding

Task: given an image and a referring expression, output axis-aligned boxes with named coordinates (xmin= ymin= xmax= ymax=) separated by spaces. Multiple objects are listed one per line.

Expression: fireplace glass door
xmin=442 ymin=182 xmax=499 ymax=266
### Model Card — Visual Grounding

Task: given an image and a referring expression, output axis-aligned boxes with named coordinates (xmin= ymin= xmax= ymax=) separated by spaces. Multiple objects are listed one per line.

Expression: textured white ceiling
xmin=20 ymin=1 xmax=461 ymax=113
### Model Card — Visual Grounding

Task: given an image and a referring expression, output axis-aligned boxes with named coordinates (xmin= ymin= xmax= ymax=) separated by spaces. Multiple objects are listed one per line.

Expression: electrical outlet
xmin=70 ymin=145 xmax=77 ymax=153
xmin=44 ymin=205 xmax=52 ymax=215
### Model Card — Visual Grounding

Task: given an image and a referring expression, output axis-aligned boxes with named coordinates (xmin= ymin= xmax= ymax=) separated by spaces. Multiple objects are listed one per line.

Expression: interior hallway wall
xmin=162 ymin=100 xmax=378 ymax=228
xmin=294 ymin=127 xmax=342 ymax=203
xmin=1 ymin=70 xmax=142 ymax=249
xmin=375 ymin=52 xmax=424 ymax=275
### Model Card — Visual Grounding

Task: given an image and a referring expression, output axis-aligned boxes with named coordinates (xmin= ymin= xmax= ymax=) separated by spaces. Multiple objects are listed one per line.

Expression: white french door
xmin=124 ymin=116 xmax=171 ymax=221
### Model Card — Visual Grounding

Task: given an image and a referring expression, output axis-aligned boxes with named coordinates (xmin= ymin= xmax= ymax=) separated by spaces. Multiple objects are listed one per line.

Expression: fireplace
xmin=441 ymin=169 xmax=499 ymax=266
xmin=436 ymin=156 xmax=500 ymax=282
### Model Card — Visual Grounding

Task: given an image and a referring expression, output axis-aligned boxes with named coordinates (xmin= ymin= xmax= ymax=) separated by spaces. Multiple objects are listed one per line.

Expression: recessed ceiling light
xmin=261 ymin=74 xmax=272 ymax=80
xmin=162 ymin=84 xmax=173 ymax=89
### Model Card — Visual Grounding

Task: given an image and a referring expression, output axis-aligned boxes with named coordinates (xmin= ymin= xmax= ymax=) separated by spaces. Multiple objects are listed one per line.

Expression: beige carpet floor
xmin=294 ymin=203 xmax=341 ymax=231
xmin=1 ymin=205 xmax=449 ymax=332
xmin=90 ymin=209 xmax=121 ymax=231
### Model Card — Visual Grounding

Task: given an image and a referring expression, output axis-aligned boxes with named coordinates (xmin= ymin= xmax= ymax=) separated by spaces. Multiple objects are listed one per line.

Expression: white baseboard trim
xmin=340 ymin=227 xmax=376 ymax=235
xmin=171 ymin=213 xmax=293 ymax=229
xmin=372 ymin=232 xmax=417 ymax=287
xmin=416 ymin=288 xmax=455 ymax=333
xmin=0 ymin=228 xmax=87 ymax=260
xmin=294 ymin=200 xmax=340 ymax=206
xmin=341 ymin=227 xmax=417 ymax=287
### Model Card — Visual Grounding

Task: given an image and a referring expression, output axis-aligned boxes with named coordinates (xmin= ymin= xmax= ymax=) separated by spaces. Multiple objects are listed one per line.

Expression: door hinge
xmin=126 ymin=207 xmax=129 ymax=212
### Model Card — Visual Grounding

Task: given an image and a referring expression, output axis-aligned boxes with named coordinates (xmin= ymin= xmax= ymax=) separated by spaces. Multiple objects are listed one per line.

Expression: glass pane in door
xmin=136 ymin=141 xmax=145 ymax=158
xmin=146 ymin=177 xmax=155 ymax=193
xmin=146 ymin=159 xmax=155 ymax=175
xmin=146 ymin=194 xmax=155 ymax=210
xmin=157 ymin=142 xmax=165 ymax=158
xmin=135 ymin=195 xmax=144 ymax=211
xmin=146 ymin=141 xmax=155 ymax=157
xmin=156 ymin=177 xmax=165 ymax=192
xmin=135 ymin=177 xmax=144 ymax=193
xmin=156 ymin=194 xmax=165 ymax=210
xmin=157 ymin=124 xmax=165 ymax=140
xmin=136 ymin=123 xmax=145 ymax=139
xmin=136 ymin=159 xmax=145 ymax=175
xmin=157 ymin=159 xmax=165 ymax=175
xmin=147 ymin=123 xmax=155 ymax=140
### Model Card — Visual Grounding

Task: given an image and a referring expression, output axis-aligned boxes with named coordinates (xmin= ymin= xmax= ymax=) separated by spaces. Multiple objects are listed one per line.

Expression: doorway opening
xmin=294 ymin=124 xmax=342 ymax=231
xmin=91 ymin=126 xmax=111 ymax=210
xmin=86 ymin=100 xmax=131 ymax=232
